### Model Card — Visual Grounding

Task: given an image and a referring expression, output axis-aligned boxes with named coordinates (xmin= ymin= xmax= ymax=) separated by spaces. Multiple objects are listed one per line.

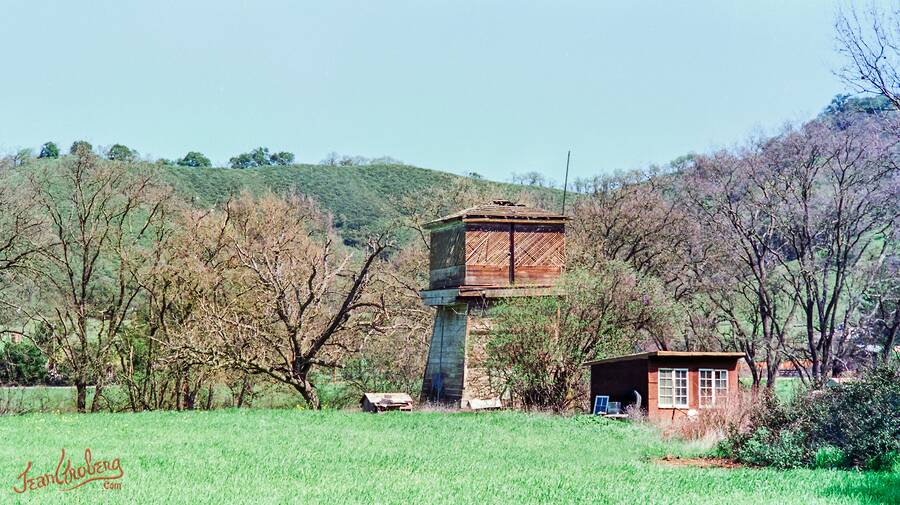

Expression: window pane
xmin=658 ymin=369 xmax=673 ymax=406
xmin=699 ymin=370 xmax=713 ymax=406
xmin=714 ymin=370 xmax=728 ymax=404
xmin=674 ymin=369 xmax=688 ymax=406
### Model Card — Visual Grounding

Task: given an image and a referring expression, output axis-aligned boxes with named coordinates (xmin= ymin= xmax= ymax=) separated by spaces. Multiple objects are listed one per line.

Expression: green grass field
xmin=1 ymin=410 xmax=896 ymax=504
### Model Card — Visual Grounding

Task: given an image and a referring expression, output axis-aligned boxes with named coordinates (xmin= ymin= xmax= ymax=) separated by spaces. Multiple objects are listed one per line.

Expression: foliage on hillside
xmin=161 ymin=163 xmax=561 ymax=246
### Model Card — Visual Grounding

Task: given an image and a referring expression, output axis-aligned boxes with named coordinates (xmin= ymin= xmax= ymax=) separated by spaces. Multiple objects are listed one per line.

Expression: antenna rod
xmin=561 ymin=150 xmax=571 ymax=215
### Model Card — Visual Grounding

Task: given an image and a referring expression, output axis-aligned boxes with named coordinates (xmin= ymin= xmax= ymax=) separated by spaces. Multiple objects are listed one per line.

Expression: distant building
xmin=585 ymin=351 xmax=745 ymax=421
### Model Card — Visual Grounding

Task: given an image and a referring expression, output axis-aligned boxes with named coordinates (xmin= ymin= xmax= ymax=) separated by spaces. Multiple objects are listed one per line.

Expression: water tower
xmin=419 ymin=200 xmax=568 ymax=407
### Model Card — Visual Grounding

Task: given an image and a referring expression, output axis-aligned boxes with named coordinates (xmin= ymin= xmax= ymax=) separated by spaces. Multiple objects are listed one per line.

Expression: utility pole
xmin=561 ymin=150 xmax=571 ymax=215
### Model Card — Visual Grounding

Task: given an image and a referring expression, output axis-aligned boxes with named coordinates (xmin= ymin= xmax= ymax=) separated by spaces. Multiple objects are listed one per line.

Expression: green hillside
xmin=163 ymin=163 xmax=464 ymax=245
xmin=9 ymin=159 xmax=562 ymax=246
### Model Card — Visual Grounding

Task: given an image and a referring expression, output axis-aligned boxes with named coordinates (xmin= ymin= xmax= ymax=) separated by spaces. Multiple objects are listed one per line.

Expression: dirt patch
xmin=655 ymin=455 xmax=744 ymax=469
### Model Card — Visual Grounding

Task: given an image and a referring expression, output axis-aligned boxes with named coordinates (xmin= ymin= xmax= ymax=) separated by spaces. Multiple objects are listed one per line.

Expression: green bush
xmin=732 ymin=426 xmax=808 ymax=468
xmin=814 ymin=445 xmax=847 ymax=469
xmin=0 ymin=340 xmax=48 ymax=385
xmin=720 ymin=364 xmax=900 ymax=470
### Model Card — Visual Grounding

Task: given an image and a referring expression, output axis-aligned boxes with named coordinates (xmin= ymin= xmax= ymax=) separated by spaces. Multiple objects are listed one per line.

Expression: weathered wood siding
xmin=429 ymin=223 xmax=466 ymax=289
xmin=513 ymin=223 xmax=565 ymax=285
xmin=464 ymin=223 xmax=511 ymax=286
xmin=420 ymin=304 xmax=469 ymax=404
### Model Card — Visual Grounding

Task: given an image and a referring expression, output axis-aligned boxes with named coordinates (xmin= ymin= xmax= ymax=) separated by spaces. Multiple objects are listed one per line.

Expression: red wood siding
xmin=464 ymin=223 xmax=511 ymax=286
xmin=462 ymin=222 xmax=565 ymax=287
xmin=646 ymin=356 xmax=740 ymax=421
xmin=512 ymin=224 xmax=565 ymax=285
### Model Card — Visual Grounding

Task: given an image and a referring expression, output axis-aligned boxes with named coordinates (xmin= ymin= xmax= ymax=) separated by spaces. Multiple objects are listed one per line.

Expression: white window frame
xmin=657 ymin=368 xmax=689 ymax=408
xmin=699 ymin=368 xmax=729 ymax=407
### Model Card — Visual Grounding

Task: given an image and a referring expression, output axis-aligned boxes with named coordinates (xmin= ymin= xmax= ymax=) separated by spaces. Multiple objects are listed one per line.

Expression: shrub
xmin=733 ymin=426 xmax=808 ymax=469
xmin=720 ymin=364 xmax=900 ymax=470
xmin=0 ymin=340 xmax=48 ymax=385
xmin=814 ymin=445 xmax=847 ymax=469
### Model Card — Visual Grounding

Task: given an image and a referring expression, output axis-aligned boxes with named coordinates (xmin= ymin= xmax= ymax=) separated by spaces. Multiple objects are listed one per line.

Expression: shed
xmin=360 ymin=393 xmax=414 ymax=413
xmin=585 ymin=351 xmax=745 ymax=421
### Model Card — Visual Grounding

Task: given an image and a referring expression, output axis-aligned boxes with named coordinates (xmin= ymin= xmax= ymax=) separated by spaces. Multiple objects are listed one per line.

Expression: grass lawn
xmin=0 ymin=410 xmax=896 ymax=504
xmin=739 ymin=377 xmax=803 ymax=401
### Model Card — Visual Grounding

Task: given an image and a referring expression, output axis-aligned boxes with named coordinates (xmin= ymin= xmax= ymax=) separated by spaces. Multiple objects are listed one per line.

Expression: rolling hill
xmin=162 ymin=163 xmax=561 ymax=246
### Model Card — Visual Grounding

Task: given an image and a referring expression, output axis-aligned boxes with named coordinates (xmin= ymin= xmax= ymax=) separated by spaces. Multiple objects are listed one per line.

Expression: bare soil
xmin=655 ymin=455 xmax=744 ymax=469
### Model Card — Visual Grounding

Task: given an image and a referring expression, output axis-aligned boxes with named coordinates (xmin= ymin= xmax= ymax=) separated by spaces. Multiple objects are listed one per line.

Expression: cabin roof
xmin=425 ymin=200 xmax=568 ymax=228
xmin=583 ymin=351 xmax=746 ymax=366
xmin=361 ymin=392 xmax=414 ymax=405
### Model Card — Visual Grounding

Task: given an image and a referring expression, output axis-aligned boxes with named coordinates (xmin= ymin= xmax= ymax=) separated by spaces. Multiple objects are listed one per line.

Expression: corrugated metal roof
xmin=425 ymin=200 xmax=568 ymax=228
xmin=583 ymin=351 xmax=746 ymax=366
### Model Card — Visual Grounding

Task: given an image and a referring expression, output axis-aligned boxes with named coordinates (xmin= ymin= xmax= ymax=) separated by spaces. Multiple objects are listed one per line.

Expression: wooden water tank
xmin=419 ymin=200 xmax=568 ymax=405
xmin=425 ymin=200 xmax=567 ymax=290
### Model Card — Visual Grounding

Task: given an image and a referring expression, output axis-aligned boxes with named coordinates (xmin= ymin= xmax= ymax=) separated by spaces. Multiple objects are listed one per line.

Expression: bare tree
xmin=859 ymin=252 xmax=900 ymax=362
xmin=9 ymin=148 xmax=172 ymax=412
xmin=766 ymin=118 xmax=899 ymax=383
xmin=684 ymin=146 xmax=800 ymax=390
xmin=111 ymin=200 xmax=232 ymax=412
xmin=485 ymin=265 xmax=676 ymax=412
xmin=836 ymin=4 xmax=900 ymax=111
xmin=568 ymin=168 xmax=716 ymax=350
xmin=340 ymin=246 xmax=432 ymax=396
xmin=0 ymin=170 xmax=43 ymax=276
xmin=174 ymin=193 xmax=392 ymax=408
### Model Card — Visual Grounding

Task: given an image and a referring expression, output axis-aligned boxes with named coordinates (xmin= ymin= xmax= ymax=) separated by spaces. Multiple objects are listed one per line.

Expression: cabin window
xmin=699 ymin=369 xmax=728 ymax=407
xmin=658 ymin=368 xmax=688 ymax=408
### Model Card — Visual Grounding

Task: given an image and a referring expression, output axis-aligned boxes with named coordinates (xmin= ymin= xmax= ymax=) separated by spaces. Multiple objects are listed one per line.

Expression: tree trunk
xmin=75 ymin=382 xmax=87 ymax=413
xmin=765 ymin=357 xmax=779 ymax=391
xmin=204 ymin=384 xmax=214 ymax=410
xmin=235 ymin=378 xmax=251 ymax=408
xmin=747 ymin=359 xmax=761 ymax=393
xmin=294 ymin=381 xmax=320 ymax=410
xmin=90 ymin=383 xmax=103 ymax=413
xmin=881 ymin=307 xmax=900 ymax=363
xmin=183 ymin=380 xmax=196 ymax=410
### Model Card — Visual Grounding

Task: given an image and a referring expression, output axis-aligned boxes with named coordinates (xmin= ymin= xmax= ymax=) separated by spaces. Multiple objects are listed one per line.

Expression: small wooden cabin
xmin=420 ymin=200 xmax=568 ymax=406
xmin=585 ymin=351 xmax=745 ymax=421
xmin=360 ymin=393 xmax=414 ymax=413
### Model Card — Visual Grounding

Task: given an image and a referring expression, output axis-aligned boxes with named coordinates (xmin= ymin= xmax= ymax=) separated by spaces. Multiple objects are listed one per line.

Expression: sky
xmin=0 ymin=0 xmax=879 ymax=182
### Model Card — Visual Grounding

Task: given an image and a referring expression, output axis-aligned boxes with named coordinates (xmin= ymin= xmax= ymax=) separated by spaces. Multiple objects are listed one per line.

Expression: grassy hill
xmin=7 ymin=159 xmax=560 ymax=247
xmin=163 ymin=163 xmax=462 ymax=246
xmin=163 ymin=163 xmax=563 ymax=246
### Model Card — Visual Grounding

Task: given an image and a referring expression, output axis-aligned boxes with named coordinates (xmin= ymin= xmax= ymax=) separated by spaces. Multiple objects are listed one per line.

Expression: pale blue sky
xmin=0 ymin=1 xmax=873 ymax=182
